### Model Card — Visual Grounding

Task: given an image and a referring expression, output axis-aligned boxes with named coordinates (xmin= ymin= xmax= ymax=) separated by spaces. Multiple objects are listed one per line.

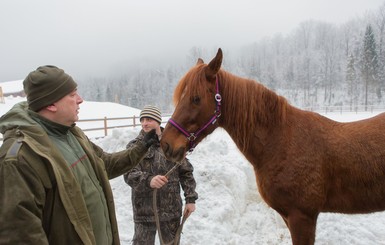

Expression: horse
xmin=160 ymin=48 xmax=385 ymax=245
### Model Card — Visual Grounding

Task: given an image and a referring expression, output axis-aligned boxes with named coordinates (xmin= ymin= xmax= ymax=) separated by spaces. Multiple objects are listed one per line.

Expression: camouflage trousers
xmin=132 ymin=219 xmax=181 ymax=245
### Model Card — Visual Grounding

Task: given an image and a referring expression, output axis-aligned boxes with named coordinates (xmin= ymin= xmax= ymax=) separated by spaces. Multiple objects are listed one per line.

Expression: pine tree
xmin=360 ymin=24 xmax=379 ymax=110
xmin=106 ymin=84 xmax=113 ymax=102
xmin=346 ymin=53 xmax=358 ymax=110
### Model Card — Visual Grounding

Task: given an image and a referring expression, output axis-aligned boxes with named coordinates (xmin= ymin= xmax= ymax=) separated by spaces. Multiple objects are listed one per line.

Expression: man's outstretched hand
xmin=143 ymin=129 xmax=159 ymax=148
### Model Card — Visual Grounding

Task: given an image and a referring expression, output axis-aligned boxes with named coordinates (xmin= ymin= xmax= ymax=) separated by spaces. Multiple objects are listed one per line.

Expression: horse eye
xmin=192 ymin=96 xmax=200 ymax=105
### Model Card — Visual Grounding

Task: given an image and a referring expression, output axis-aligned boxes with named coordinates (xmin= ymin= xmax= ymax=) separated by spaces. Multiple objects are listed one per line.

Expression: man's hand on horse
xmin=150 ymin=175 xmax=168 ymax=189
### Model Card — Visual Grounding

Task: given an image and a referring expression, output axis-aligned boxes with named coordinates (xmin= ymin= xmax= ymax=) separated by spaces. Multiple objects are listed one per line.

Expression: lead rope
xmin=153 ymin=161 xmax=186 ymax=245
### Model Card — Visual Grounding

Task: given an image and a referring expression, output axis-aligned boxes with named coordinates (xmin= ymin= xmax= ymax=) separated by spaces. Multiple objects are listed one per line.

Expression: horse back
xmin=253 ymin=110 xmax=385 ymax=215
xmin=300 ymin=111 xmax=385 ymax=213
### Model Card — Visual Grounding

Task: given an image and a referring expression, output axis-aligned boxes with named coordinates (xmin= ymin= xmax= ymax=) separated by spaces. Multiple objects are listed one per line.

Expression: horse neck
xmin=217 ymin=72 xmax=287 ymax=156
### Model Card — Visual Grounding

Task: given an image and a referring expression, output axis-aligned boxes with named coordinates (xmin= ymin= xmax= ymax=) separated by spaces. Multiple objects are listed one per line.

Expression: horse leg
xmin=286 ymin=210 xmax=318 ymax=245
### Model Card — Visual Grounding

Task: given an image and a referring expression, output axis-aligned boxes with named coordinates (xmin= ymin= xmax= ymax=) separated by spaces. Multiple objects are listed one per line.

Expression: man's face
xmin=52 ymin=89 xmax=83 ymax=126
xmin=140 ymin=117 xmax=160 ymax=133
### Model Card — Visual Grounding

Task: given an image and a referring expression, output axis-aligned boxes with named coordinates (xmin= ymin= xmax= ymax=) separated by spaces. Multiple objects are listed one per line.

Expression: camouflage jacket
xmin=123 ymin=129 xmax=198 ymax=222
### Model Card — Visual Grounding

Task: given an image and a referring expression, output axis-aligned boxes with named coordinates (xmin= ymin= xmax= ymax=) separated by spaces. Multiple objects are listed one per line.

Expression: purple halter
xmin=168 ymin=76 xmax=222 ymax=152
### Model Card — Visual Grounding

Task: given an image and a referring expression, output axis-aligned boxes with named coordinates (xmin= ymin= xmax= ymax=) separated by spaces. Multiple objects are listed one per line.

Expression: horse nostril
xmin=161 ymin=142 xmax=186 ymax=162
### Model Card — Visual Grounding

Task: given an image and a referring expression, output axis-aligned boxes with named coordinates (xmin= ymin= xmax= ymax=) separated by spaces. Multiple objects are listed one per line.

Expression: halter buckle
xmin=215 ymin=93 xmax=222 ymax=102
xmin=187 ymin=133 xmax=197 ymax=141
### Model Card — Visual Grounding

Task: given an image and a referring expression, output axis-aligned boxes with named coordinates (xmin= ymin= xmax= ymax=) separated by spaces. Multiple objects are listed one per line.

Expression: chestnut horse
xmin=160 ymin=48 xmax=385 ymax=245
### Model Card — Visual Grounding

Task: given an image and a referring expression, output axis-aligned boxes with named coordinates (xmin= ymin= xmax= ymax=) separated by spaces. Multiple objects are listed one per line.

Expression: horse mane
xmin=219 ymin=71 xmax=288 ymax=151
xmin=173 ymin=64 xmax=289 ymax=152
xmin=220 ymin=71 xmax=288 ymax=123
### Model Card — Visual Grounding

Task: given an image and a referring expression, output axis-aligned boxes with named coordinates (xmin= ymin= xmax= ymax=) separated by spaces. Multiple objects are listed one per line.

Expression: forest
xmin=78 ymin=3 xmax=385 ymax=114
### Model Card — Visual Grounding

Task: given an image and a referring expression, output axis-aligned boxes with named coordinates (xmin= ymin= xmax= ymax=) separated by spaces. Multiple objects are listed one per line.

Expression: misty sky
xmin=1 ymin=0 xmax=384 ymax=82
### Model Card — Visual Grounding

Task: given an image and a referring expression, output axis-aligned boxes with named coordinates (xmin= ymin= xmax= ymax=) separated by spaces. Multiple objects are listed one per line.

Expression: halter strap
xmin=168 ymin=76 xmax=221 ymax=152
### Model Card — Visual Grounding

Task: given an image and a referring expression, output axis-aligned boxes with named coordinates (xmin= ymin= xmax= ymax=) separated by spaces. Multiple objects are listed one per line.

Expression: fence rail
xmin=0 ymin=115 xmax=172 ymax=142
xmin=78 ymin=116 xmax=141 ymax=136
xmin=76 ymin=115 xmax=171 ymax=138
xmin=303 ymin=105 xmax=385 ymax=114
xmin=1 ymin=105 xmax=385 ymax=141
xmin=78 ymin=106 xmax=385 ymax=137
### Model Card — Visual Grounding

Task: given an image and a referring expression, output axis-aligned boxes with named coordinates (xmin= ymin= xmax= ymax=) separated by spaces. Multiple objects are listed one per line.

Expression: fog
xmin=1 ymin=0 xmax=384 ymax=82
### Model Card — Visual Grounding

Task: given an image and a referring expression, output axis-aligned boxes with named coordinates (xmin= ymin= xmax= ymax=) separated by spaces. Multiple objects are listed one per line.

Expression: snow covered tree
xmin=360 ymin=24 xmax=379 ymax=110
xmin=375 ymin=3 xmax=385 ymax=98
xmin=346 ymin=53 xmax=358 ymax=109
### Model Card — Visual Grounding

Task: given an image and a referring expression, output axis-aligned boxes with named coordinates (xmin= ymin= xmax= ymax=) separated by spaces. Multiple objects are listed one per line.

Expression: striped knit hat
xmin=140 ymin=105 xmax=162 ymax=124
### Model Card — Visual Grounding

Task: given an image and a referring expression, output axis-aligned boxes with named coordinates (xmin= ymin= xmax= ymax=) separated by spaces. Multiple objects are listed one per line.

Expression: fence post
xmin=133 ymin=115 xmax=136 ymax=127
xmin=104 ymin=117 xmax=108 ymax=136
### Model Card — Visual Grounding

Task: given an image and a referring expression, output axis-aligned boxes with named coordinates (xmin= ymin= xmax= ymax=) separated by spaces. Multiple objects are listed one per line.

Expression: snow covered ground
xmin=2 ymin=95 xmax=385 ymax=244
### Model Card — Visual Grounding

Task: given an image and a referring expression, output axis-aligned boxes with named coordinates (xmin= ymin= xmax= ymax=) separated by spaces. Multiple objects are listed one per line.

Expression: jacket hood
xmin=0 ymin=101 xmax=38 ymax=134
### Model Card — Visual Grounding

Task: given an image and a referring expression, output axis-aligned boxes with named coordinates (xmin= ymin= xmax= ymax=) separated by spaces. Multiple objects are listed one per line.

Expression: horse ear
xmin=197 ymin=58 xmax=204 ymax=65
xmin=205 ymin=48 xmax=223 ymax=79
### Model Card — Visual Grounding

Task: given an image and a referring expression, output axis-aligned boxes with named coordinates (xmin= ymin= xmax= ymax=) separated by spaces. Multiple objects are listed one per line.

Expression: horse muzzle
xmin=160 ymin=141 xmax=186 ymax=162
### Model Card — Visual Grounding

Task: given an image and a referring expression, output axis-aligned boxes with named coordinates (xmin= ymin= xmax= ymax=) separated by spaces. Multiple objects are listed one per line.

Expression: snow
xmin=1 ymin=95 xmax=385 ymax=244
xmin=0 ymin=80 xmax=23 ymax=93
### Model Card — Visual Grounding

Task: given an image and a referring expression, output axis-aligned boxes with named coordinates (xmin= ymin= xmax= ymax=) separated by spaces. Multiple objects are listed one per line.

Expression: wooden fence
xmin=76 ymin=115 xmax=171 ymax=138
xmin=77 ymin=105 xmax=385 ymax=138
xmin=78 ymin=116 xmax=141 ymax=136
xmin=303 ymin=105 xmax=385 ymax=114
xmin=1 ymin=105 xmax=385 ymax=141
xmin=0 ymin=115 xmax=171 ymax=142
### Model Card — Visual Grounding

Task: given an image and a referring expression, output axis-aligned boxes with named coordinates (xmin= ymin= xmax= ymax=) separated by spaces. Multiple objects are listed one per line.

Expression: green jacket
xmin=0 ymin=101 xmax=148 ymax=245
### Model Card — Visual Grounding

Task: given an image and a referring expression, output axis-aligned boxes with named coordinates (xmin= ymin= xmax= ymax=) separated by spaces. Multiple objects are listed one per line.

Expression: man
xmin=123 ymin=105 xmax=198 ymax=245
xmin=0 ymin=65 xmax=158 ymax=245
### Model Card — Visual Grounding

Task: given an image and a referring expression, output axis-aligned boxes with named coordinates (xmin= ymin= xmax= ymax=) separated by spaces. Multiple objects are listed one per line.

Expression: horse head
xmin=161 ymin=48 xmax=223 ymax=162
